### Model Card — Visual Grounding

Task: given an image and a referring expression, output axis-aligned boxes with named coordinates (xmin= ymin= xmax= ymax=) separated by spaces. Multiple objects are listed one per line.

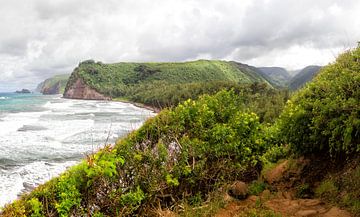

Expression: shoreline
xmin=60 ymin=94 xmax=160 ymax=113
xmin=112 ymin=98 xmax=161 ymax=113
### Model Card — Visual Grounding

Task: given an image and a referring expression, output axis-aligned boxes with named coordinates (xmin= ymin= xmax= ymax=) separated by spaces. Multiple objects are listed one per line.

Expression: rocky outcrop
xmin=63 ymin=78 xmax=111 ymax=100
xmin=15 ymin=89 xmax=31 ymax=93
xmin=228 ymin=181 xmax=248 ymax=199
xmin=42 ymin=82 xmax=61 ymax=95
xmin=36 ymin=74 xmax=69 ymax=95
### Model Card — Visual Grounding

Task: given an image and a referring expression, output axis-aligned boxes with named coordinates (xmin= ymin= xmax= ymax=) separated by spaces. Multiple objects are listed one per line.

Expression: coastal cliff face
xmin=63 ymin=78 xmax=111 ymax=100
xmin=42 ymin=82 xmax=61 ymax=94
xmin=36 ymin=74 xmax=70 ymax=95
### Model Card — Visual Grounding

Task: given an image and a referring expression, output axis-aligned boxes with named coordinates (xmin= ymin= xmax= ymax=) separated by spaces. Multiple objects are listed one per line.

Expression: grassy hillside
xmin=36 ymin=74 xmax=70 ymax=94
xmin=64 ymin=60 xmax=272 ymax=107
xmin=258 ymin=67 xmax=291 ymax=87
xmin=288 ymin=65 xmax=321 ymax=90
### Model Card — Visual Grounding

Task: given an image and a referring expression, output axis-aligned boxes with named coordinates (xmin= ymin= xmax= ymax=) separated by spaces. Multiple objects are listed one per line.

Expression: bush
xmin=276 ymin=47 xmax=360 ymax=156
xmin=315 ymin=180 xmax=338 ymax=200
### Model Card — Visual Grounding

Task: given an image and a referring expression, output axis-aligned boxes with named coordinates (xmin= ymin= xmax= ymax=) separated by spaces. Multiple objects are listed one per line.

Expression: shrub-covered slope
xmin=277 ymin=48 xmax=359 ymax=155
xmin=36 ymin=74 xmax=70 ymax=94
xmin=64 ymin=60 xmax=273 ymax=107
xmin=1 ymin=87 xmax=287 ymax=216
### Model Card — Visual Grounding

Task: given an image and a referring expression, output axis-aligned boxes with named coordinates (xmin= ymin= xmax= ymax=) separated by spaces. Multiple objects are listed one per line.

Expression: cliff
xmin=63 ymin=78 xmax=111 ymax=100
xmin=36 ymin=74 xmax=70 ymax=94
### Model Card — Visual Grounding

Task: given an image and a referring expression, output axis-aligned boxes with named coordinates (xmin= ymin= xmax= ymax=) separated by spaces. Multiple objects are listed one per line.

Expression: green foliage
xmin=3 ymin=89 xmax=276 ymax=216
xmin=120 ymin=186 xmax=145 ymax=212
xmin=276 ymin=47 xmax=360 ymax=156
xmin=315 ymin=180 xmax=338 ymax=201
xmin=37 ymin=74 xmax=70 ymax=94
xmin=28 ymin=198 xmax=43 ymax=217
xmin=260 ymin=145 xmax=288 ymax=164
xmin=65 ymin=59 xmax=274 ymax=108
xmin=296 ymin=183 xmax=311 ymax=198
xmin=1 ymin=200 xmax=26 ymax=217
xmin=288 ymin=65 xmax=321 ymax=90
xmin=248 ymin=180 xmax=267 ymax=196
xmin=55 ymin=173 xmax=82 ymax=217
xmin=319 ymin=165 xmax=360 ymax=214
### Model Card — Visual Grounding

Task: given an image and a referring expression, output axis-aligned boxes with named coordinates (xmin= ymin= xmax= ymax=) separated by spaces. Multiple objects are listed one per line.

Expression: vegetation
xmin=1 ymin=89 xmax=283 ymax=216
xmin=258 ymin=67 xmax=291 ymax=87
xmin=2 ymin=46 xmax=359 ymax=216
xmin=287 ymin=65 xmax=321 ymax=90
xmin=64 ymin=60 xmax=273 ymax=108
xmin=276 ymin=48 xmax=359 ymax=156
xmin=36 ymin=74 xmax=70 ymax=94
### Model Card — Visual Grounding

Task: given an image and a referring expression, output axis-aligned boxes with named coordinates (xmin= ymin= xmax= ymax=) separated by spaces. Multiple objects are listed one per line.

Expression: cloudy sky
xmin=0 ymin=0 xmax=359 ymax=91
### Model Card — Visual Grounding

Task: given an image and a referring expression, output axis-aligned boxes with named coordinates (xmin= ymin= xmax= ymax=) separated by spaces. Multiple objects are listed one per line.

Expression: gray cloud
xmin=0 ymin=0 xmax=359 ymax=91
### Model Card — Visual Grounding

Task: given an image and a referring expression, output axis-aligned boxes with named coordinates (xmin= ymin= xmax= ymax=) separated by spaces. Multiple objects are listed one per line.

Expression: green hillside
xmin=258 ymin=67 xmax=291 ymax=87
xmin=64 ymin=59 xmax=272 ymax=107
xmin=36 ymin=74 xmax=70 ymax=94
xmin=288 ymin=65 xmax=321 ymax=90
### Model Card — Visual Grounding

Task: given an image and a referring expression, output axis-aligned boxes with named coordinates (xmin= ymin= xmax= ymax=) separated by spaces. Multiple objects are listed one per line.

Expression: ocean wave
xmin=0 ymin=96 xmax=9 ymax=100
xmin=17 ymin=125 xmax=47 ymax=132
xmin=0 ymin=160 xmax=77 ymax=207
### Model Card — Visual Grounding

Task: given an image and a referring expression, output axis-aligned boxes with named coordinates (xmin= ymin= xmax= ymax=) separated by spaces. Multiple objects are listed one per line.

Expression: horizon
xmin=0 ymin=0 xmax=359 ymax=91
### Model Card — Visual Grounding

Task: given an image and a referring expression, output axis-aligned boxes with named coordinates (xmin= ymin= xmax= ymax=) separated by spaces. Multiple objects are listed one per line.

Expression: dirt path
xmin=215 ymin=192 xmax=352 ymax=217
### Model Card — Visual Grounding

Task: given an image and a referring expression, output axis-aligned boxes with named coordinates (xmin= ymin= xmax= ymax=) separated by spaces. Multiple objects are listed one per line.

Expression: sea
xmin=0 ymin=92 xmax=154 ymax=208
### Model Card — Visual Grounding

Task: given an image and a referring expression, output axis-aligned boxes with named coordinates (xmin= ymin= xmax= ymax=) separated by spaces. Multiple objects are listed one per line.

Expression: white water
xmin=0 ymin=96 xmax=154 ymax=207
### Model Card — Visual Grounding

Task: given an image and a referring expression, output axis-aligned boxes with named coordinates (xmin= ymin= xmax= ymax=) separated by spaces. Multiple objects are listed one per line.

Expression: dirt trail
xmin=215 ymin=192 xmax=352 ymax=217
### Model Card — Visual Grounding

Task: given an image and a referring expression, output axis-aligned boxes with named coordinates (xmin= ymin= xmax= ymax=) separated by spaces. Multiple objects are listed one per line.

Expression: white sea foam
xmin=0 ymin=96 xmax=155 ymax=208
xmin=0 ymin=96 xmax=8 ymax=100
xmin=0 ymin=160 xmax=77 ymax=207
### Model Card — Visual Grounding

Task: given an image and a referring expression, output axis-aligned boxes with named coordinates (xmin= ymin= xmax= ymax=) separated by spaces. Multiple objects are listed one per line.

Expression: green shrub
xmin=315 ymin=180 xmax=338 ymax=201
xmin=248 ymin=180 xmax=267 ymax=195
xmin=296 ymin=183 xmax=311 ymax=198
xmin=276 ymin=46 xmax=360 ymax=156
xmin=28 ymin=198 xmax=43 ymax=217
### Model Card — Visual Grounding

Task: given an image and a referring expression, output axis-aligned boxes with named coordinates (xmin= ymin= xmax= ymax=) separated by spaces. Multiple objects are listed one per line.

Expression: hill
xmin=36 ymin=74 xmax=70 ymax=95
xmin=63 ymin=59 xmax=273 ymax=107
xmin=258 ymin=67 xmax=291 ymax=87
xmin=288 ymin=65 xmax=321 ymax=90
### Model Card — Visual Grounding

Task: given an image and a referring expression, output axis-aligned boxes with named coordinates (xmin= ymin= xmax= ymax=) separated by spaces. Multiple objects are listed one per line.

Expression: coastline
xmin=112 ymin=98 xmax=161 ymax=113
xmin=60 ymin=94 xmax=160 ymax=113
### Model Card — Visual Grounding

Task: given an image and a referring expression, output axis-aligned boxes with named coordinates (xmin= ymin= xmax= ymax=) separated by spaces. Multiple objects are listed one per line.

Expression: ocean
xmin=0 ymin=93 xmax=154 ymax=207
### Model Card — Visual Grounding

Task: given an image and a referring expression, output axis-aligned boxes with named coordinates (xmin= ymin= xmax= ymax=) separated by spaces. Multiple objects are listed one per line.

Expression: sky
xmin=0 ymin=0 xmax=359 ymax=91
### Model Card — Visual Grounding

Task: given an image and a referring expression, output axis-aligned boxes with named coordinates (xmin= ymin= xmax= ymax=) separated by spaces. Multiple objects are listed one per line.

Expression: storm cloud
xmin=0 ymin=0 xmax=359 ymax=91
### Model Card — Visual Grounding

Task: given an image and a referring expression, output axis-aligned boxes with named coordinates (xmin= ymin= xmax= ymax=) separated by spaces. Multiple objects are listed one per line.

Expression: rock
xmin=42 ymin=81 xmax=61 ymax=94
xmin=264 ymin=160 xmax=288 ymax=184
xmin=300 ymin=199 xmax=322 ymax=207
xmin=248 ymin=195 xmax=259 ymax=202
xmin=222 ymin=192 xmax=233 ymax=202
xmin=322 ymin=207 xmax=352 ymax=217
xmin=283 ymin=191 xmax=294 ymax=200
xmin=15 ymin=89 xmax=31 ymax=94
xmin=295 ymin=209 xmax=318 ymax=216
xmin=63 ymin=78 xmax=111 ymax=100
xmin=228 ymin=181 xmax=248 ymax=200
xmin=260 ymin=189 xmax=271 ymax=199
